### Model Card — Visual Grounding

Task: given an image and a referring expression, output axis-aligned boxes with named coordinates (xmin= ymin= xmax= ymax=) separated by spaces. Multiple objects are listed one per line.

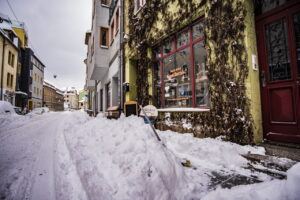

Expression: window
xmin=11 ymin=54 xmax=15 ymax=67
xmin=37 ymin=88 xmax=39 ymax=96
xmin=153 ymin=19 xmax=208 ymax=108
xmin=101 ymin=0 xmax=110 ymax=6
xmin=110 ymin=21 xmax=115 ymax=44
xmin=10 ymin=74 xmax=13 ymax=88
xmin=7 ymin=73 xmax=10 ymax=88
xmin=40 ymin=77 xmax=43 ymax=84
xmin=116 ymin=9 xmax=119 ymax=33
xmin=34 ymin=72 xmax=37 ymax=81
xmin=100 ymin=27 xmax=109 ymax=47
xmin=7 ymin=51 xmax=15 ymax=66
xmin=8 ymin=51 xmax=11 ymax=65
xmin=106 ymin=82 xmax=111 ymax=108
xmin=34 ymin=87 xmax=36 ymax=94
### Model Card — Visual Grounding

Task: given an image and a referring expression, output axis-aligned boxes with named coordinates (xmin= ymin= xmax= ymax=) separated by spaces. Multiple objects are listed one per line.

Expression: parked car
xmin=0 ymin=101 xmax=15 ymax=114
xmin=13 ymin=106 xmax=23 ymax=115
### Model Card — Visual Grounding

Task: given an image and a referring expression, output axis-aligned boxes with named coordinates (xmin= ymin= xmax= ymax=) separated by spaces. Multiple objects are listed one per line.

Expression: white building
xmin=64 ymin=88 xmax=79 ymax=110
xmin=30 ymin=54 xmax=44 ymax=109
xmin=84 ymin=0 xmax=123 ymax=115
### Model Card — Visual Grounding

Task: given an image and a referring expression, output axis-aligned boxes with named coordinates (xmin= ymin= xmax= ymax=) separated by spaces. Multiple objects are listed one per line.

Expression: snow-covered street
xmin=0 ymin=111 xmax=299 ymax=200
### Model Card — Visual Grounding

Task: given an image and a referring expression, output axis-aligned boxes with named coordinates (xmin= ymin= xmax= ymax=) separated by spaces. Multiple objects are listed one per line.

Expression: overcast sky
xmin=0 ymin=0 xmax=92 ymax=91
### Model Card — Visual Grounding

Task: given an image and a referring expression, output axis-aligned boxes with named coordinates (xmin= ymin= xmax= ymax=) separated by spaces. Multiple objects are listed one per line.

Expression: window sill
xmin=158 ymin=108 xmax=210 ymax=112
xmin=101 ymin=4 xmax=109 ymax=8
xmin=100 ymin=45 xmax=109 ymax=49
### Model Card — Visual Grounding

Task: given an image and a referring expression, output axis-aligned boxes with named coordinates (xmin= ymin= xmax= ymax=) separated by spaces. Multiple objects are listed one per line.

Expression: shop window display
xmin=154 ymin=19 xmax=209 ymax=108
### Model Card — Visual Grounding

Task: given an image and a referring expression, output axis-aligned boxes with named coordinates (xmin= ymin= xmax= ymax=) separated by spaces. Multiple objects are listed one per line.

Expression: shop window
xmin=192 ymin=22 xmax=204 ymax=40
xmin=100 ymin=27 xmax=109 ymax=47
xmin=177 ymin=30 xmax=189 ymax=48
xmin=153 ymin=62 xmax=161 ymax=107
xmin=163 ymin=38 xmax=174 ymax=55
xmin=153 ymin=19 xmax=209 ymax=108
xmin=194 ymin=41 xmax=209 ymax=107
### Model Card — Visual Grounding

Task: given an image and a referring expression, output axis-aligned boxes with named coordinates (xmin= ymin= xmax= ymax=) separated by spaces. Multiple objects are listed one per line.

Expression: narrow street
xmin=0 ymin=111 xmax=299 ymax=200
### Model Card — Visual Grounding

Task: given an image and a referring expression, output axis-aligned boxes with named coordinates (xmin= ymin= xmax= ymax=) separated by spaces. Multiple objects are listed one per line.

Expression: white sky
xmin=0 ymin=0 xmax=92 ymax=91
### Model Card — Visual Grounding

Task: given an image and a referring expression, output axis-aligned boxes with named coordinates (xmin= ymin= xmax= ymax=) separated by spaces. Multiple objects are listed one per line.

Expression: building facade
xmin=84 ymin=0 xmax=123 ymax=115
xmin=123 ymin=0 xmax=300 ymax=145
xmin=0 ymin=20 xmax=19 ymax=105
xmin=19 ymin=48 xmax=45 ymax=110
xmin=43 ymin=81 xmax=64 ymax=111
xmin=64 ymin=89 xmax=79 ymax=110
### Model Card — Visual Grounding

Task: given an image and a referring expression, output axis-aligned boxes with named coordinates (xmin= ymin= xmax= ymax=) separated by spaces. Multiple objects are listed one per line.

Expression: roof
xmin=0 ymin=28 xmax=19 ymax=50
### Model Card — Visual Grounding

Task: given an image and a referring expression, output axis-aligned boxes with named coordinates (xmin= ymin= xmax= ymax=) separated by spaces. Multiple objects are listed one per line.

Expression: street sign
xmin=140 ymin=105 xmax=158 ymax=118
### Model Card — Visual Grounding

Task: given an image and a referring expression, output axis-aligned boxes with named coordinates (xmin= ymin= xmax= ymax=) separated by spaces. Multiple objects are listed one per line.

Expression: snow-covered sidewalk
xmin=0 ymin=111 xmax=299 ymax=200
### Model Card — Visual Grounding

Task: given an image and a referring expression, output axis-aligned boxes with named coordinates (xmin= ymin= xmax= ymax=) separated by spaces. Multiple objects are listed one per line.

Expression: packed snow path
xmin=0 ymin=111 xmax=299 ymax=200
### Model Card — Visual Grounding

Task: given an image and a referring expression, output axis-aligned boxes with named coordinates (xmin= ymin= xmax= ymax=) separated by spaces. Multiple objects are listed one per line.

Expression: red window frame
xmin=153 ymin=19 xmax=208 ymax=109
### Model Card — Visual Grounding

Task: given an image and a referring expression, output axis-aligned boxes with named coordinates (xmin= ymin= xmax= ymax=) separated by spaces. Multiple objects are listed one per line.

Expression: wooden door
xmin=256 ymin=1 xmax=300 ymax=143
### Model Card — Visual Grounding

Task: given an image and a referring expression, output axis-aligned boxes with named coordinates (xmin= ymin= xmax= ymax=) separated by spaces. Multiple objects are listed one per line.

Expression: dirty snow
xmin=0 ymin=111 xmax=298 ymax=200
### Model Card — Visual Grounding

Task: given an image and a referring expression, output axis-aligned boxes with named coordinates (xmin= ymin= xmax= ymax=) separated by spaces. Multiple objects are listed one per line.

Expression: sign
xmin=124 ymin=101 xmax=138 ymax=117
xmin=140 ymin=105 xmax=158 ymax=118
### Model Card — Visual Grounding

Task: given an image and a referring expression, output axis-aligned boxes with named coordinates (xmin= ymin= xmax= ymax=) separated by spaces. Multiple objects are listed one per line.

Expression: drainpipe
xmin=94 ymin=80 xmax=97 ymax=116
xmin=1 ymin=35 xmax=6 ymax=101
xmin=119 ymin=0 xmax=124 ymax=111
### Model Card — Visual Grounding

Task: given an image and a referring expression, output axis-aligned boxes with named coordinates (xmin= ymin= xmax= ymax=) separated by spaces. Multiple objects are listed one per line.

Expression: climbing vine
xmin=127 ymin=0 xmax=254 ymax=144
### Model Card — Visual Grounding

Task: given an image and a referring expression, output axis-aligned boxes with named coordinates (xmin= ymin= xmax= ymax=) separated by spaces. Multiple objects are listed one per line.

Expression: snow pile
xmin=0 ymin=111 xmax=298 ymax=200
xmin=202 ymin=163 xmax=300 ymax=200
xmin=59 ymin=113 xmax=190 ymax=200
xmin=29 ymin=107 xmax=50 ymax=115
xmin=0 ymin=101 xmax=15 ymax=114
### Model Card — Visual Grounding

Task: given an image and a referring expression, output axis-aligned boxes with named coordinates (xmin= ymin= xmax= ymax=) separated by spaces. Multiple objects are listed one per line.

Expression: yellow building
xmin=124 ymin=0 xmax=300 ymax=144
xmin=0 ymin=29 xmax=19 ymax=105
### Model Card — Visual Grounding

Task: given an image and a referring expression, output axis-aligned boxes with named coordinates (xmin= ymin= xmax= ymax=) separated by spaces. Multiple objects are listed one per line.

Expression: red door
xmin=256 ymin=1 xmax=300 ymax=143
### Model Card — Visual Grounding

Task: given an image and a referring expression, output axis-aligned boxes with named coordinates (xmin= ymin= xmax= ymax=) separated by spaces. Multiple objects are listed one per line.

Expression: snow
xmin=0 ymin=111 xmax=299 ymax=200
xmin=202 ymin=163 xmax=300 ymax=200
xmin=0 ymin=101 xmax=15 ymax=114
xmin=29 ymin=107 xmax=50 ymax=115
xmin=158 ymin=108 xmax=210 ymax=112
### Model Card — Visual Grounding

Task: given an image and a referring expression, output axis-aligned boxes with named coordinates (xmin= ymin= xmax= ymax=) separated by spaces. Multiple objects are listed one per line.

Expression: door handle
xmin=260 ymin=71 xmax=266 ymax=87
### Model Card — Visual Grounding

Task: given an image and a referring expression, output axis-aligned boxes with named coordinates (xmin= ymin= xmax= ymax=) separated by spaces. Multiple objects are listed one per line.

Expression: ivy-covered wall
xmin=124 ymin=0 xmax=263 ymax=144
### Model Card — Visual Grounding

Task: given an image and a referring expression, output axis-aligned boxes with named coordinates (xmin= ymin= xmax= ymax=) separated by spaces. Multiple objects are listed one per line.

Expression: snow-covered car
xmin=0 ymin=101 xmax=15 ymax=114
xmin=13 ymin=106 xmax=23 ymax=115
xmin=30 ymin=107 xmax=50 ymax=115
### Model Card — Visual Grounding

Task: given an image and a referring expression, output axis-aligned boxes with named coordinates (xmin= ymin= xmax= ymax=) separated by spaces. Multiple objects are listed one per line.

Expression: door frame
xmin=256 ymin=0 xmax=300 ymax=143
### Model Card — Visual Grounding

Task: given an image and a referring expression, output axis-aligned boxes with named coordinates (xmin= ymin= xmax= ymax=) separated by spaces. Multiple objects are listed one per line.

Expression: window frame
xmin=100 ymin=26 xmax=109 ymax=48
xmin=110 ymin=20 xmax=115 ymax=45
xmin=101 ymin=0 xmax=110 ymax=7
xmin=115 ymin=8 xmax=120 ymax=34
xmin=153 ymin=18 xmax=208 ymax=109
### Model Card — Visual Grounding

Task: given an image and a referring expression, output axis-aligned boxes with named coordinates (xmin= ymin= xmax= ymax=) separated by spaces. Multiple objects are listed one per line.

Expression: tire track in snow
xmin=60 ymin=113 xmax=114 ymax=200
xmin=54 ymin=112 xmax=88 ymax=200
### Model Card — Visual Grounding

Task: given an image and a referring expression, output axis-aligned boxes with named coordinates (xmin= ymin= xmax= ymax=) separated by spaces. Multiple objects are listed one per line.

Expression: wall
xmin=124 ymin=0 xmax=263 ymax=144
xmin=0 ymin=34 xmax=18 ymax=104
